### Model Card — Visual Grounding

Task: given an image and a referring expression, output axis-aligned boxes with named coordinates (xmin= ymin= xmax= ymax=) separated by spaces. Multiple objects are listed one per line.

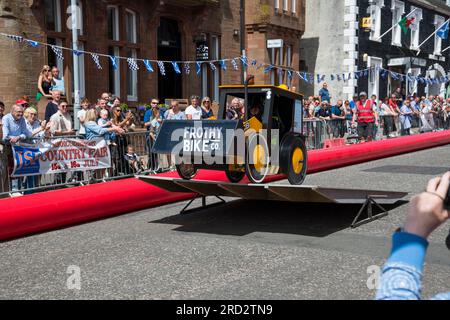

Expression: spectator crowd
xmin=304 ymin=82 xmax=450 ymax=143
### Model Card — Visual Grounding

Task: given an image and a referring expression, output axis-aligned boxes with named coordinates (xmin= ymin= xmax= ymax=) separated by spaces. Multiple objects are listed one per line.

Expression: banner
xmin=12 ymin=138 xmax=111 ymax=177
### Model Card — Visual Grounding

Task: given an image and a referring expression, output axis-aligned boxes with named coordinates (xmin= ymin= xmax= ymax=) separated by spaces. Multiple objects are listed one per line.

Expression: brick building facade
xmin=0 ymin=0 xmax=304 ymax=112
xmin=300 ymin=0 xmax=450 ymax=100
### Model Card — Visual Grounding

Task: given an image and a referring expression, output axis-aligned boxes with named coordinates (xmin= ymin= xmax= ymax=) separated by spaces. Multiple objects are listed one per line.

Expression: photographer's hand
xmin=404 ymin=172 xmax=450 ymax=239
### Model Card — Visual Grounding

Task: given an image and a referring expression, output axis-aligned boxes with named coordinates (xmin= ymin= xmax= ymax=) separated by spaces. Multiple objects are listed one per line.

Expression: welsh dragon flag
xmin=398 ymin=16 xmax=416 ymax=34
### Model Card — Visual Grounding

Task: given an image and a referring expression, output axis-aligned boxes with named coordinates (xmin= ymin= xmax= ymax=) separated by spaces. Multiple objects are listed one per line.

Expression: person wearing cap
xmin=352 ymin=92 xmax=378 ymax=143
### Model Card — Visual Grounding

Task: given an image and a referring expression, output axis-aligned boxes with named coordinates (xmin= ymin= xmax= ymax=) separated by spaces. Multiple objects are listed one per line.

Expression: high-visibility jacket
xmin=356 ymin=100 xmax=375 ymax=123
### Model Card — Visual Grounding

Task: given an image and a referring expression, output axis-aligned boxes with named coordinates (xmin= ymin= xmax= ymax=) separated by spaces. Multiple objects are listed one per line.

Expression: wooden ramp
xmin=137 ymin=176 xmax=408 ymax=205
xmin=137 ymin=176 xmax=408 ymax=228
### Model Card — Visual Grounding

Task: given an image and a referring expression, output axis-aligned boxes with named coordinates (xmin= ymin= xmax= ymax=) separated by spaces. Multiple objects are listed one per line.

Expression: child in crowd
xmin=124 ymin=145 xmax=145 ymax=174
xmin=97 ymin=109 xmax=115 ymax=145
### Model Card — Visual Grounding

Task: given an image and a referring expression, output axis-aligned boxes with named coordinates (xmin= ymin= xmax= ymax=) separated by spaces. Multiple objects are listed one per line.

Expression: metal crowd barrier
xmin=0 ymin=131 xmax=166 ymax=197
xmin=303 ymin=118 xmax=327 ymax=150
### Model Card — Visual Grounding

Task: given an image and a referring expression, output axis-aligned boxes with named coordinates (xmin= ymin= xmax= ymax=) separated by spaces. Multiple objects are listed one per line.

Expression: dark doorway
xmin=158 ymin=18 xmax=182 ymax=102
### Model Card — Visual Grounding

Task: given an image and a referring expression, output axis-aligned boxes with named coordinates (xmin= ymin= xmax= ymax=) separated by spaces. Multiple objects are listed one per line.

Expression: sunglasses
xmin=151 ymin=102 xmax=158 ymax=105
xmin=115 ymin=109 xmax=122 ymax=112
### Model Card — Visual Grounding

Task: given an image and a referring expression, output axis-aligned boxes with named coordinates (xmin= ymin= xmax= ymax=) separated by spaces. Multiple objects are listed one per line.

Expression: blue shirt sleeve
xmin=376 ymin=232 xmax=450 ymax=300
xmin=144 ymin=110 xmax=152 ymax=123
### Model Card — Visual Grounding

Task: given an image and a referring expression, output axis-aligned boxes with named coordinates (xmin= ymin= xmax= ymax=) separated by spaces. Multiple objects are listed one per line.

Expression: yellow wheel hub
xmin=253 ymin=144 xmax=267 ymax=173
xmin=292 ymin=147 xmax=304 ymax=174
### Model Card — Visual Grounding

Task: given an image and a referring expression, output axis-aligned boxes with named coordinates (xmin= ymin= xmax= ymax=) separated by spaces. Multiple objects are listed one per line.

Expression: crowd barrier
xmin=0 ymin=131 xmax=165 ymax=197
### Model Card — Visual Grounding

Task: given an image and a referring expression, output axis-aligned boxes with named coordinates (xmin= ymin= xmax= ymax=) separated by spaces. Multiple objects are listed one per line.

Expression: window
xmin=391 ymin=1 xmax=405 ymax=46
xmin=292 ymin=0 xmax=297 ymax=14
xmin=275 ymin=0 xmax=279 ymax=11
xmin=434 ymin=15 xmax=445 ymax=55
xmin=409 ymin=7 xmax=422 ymax=50
xmin=125 ymin=10 xmax=138 ymax=44
xmin=44 ymin=0 xmax=61 ymax=32
xmin=108 ymin=47 xmax=120 ymax=97
xmin=369 ymin=0 xmax=384 ymax=41
xmin=107 ymin=6 xmax=119 ymax=41
xmin=126 ymin=48 xmax=138 ymax=101
xmin=283 ymin=0 xmax=288 ymax=12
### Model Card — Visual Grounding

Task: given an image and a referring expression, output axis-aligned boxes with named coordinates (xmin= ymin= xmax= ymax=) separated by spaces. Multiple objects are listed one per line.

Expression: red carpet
xmin=1 ymin=131 xmax=450 ymax=241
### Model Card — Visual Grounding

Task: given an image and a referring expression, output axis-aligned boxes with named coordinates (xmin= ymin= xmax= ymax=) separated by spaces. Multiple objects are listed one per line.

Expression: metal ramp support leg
xmin=180 ymin=195 xmax=227 ymax=215
xmin=351 ymin=196 xmax=389 ymax=228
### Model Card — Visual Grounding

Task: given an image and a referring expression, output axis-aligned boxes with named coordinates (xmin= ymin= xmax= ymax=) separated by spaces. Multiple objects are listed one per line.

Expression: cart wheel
xmin=280 ymin=135 xmax=308 ymax=185
xmin=246 ymin=133 xmax=270 ymax=184
xmin=176 ymin=164 xmax=198 ymax=180
xmin=225 ymin=165 xmax=246 ymax=183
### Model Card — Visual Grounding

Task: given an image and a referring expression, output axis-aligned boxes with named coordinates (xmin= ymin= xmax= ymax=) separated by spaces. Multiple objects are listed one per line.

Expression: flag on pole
xmin=399 ymin=16 xmax=416 ymax=34
xmin=437 ymin=21 xmax=450 ymax=39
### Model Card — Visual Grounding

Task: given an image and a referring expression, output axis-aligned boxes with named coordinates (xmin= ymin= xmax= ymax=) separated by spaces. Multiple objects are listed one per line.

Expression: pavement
xmin=1 ymin=145 xmax=450 ymax=300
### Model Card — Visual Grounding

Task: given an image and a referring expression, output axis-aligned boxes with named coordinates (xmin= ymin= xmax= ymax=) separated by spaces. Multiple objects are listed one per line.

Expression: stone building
xmin=300 ymin=0 xmax=450 ymax=101
xmin=0 ymin=0 xmax=305 ymax=112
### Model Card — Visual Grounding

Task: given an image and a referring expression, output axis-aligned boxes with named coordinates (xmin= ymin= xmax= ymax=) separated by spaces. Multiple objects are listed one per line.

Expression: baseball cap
xmin=16 ymin=99 xmax=28 ymax=105
xmin=359 ymin=92 xmax=367 ymax=97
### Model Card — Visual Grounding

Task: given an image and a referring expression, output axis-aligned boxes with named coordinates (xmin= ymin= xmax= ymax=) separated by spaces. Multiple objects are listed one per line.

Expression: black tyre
xmin=225 ymin=165 xmax=246 ymax=183
xmin=176 ymin=164 xmax=198 ymax=180
xmin=246 ymin=133 xmax=270 ymax=184
xmin=280 ymin=135 xmax=308 ymax=185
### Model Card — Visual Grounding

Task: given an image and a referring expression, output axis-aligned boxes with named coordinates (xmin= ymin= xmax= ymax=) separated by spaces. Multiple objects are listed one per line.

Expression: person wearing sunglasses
xmin=24 ymin=107 xmax=51 ymax=138
xmin=144 ymin=99 xmax=160 ymax=131
xmin=37 ymin=65 xmax=53 ymax=102
xmin=201 ymin=97 xmax=214 ymax=120
xmin=50 ymin=101 xmax=75 ymax=136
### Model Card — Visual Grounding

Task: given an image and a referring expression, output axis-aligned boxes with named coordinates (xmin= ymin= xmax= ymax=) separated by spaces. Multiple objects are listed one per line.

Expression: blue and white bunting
xmin=7 ymin=34 xmax=23 ymax=42
xmin=91 ymin=53 xmax=101 ymax=69
xmin=171 ymin=61 xmax=181 ymax=74
xmin=52 ymin=45 xmax=64 ymax=61
xmin=330 ymin=74 xmax=335 ymax=81
xmin=196 ymin=62 xmax=202 ymax=75
xmin=127 ymin=58 xmax=139 ymax=71
xmin=26 ymin=40 xmax=39 ymax=47
xmin=184 ymin=63 xmax=190 ymax=75
xmin=287 ymin=70 xmax=293 ymax=81
xmin=157 ymin=61 xmax=166 ymax=76
xmin=109 ymin=56 xmax=118 ymax=70
xmin=73 ymin=50 xmax=83 ymax=56
xmin=264 ymin=65 xmax=274 ymax=74
xmin=231 ymin=59 xmax=239 ymax=71
xmin=240 ymin=56 xmax=248 ymax=69
xmin=209 ymin=62 xmax=217 ymax=72
xmin=143 ymin=60 xmax=154 ymax=73
xmin=220 ymin=60 xmax=227 ymax=71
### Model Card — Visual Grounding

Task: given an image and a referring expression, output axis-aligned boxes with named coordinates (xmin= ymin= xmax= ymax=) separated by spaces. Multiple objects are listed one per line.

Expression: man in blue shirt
xmin=144 ymin=99 xmax=160 ymax=131
xmin=318 ymin=82 xmax=331 ymax=103
xmin=2 ymin=104 xmax=33 ymax=143
xmin=349 ymin=94 xmax=358 ymax=111
xmin=377 ymin=172 xmax=450 ymax=300
xmin=51 ymin=67 xmax=65 ymax=96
